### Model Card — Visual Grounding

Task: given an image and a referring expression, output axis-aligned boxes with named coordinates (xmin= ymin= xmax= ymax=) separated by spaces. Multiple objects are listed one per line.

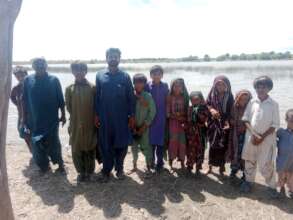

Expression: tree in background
xmin=0 ymin=0 xmax=22 ymax=219
xmin=203 ymin=54 xmax=211 ymax=62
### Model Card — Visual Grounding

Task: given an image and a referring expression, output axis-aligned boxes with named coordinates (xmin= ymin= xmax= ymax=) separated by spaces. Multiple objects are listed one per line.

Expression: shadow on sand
xmin=22 ymin=162 xmax=293 ymax=218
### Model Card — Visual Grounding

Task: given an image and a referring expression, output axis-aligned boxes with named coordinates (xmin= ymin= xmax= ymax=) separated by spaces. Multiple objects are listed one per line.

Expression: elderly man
xmin=23 ymin=58 xmax=66 ymax=174
xmin=95 ymin=48 xmax=135 ymax=182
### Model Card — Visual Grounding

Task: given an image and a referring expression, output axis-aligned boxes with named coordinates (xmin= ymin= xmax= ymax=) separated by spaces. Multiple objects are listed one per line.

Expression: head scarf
xmin=170 ymin=78 xmax=189 ymax=110
xmin=206 ymin=75 xmax=234 ymax=116
xmin=234 ymin=90 xmax=252 ymax=109
xmin=191 ymin=104 xmax=209 ymax=125
xmin=227 ymin=89 xmax=252 ymax=164
xmin=189 ymin=91 xmax=204 ymax=103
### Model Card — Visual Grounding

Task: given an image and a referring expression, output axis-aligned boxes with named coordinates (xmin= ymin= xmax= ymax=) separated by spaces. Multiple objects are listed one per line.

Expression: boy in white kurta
xmin=240 ymin=76 xmax=280 ymax=196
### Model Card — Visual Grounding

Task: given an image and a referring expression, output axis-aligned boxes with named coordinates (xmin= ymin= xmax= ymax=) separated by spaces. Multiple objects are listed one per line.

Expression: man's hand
xmin=95 ymin=115 xmax=100 ymax=128
xmin=128 ymin=116 xmax=136 ymax=130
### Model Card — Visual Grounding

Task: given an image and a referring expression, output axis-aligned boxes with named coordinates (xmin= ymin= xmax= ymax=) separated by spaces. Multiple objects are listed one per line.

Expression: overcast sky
xmin=13 ymin=0 xmax=293 ymax=61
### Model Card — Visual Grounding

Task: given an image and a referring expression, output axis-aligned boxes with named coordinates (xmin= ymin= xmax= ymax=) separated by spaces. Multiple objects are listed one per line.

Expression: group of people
xmin=11 ymin=48 xmax=293 ymax=198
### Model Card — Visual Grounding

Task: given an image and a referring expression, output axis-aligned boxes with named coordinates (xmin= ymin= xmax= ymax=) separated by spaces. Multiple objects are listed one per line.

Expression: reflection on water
xmin=7 ymin=64 xmax=293 ymax=146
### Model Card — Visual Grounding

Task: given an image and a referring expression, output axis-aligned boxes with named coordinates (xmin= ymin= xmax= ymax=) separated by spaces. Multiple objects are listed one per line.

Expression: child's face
xmin=134 ymin=82 xmax=145 ymax=93
xmin=150 ymin=71 xmax=163 ymax=84
xmin=256 ymin=84 xmax=269 ymax=99
xmin=215 ymin=81 xmax=227 ymax=94
xmin=286 ymin=116 xmax=293 ymax=130
xmin=198 ymin=111 xmax=208 ymax=123
xmin=72 ymin=70 xmax=86 ymax=82
xmin=173 ymin=82 xmax=182 ymax=96
xmin=191 ymin=96 xmax=202 ymax=106
xmin=238 ymin=94 xmax=250 ymax=108
xmin=14 ymin=72 xmax=26 ymax=83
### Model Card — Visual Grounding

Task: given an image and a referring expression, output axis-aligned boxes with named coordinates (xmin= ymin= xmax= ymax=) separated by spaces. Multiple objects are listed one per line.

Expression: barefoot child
xmin=241 ymin=76 xmax=280 ymax=197
xmin=229 ymin=90 xmax=252 ymax=180
xmin=206 ymin=76 xmax=234 ymax=175
xmin=11 ymin=66 xmax=32 ymax=154
xmin=276 ymin=109 xmax=293 ymax=197
xmin=130 ymin=74 xmax=156 ymax=177
xmin=146 ymin=65 xmax=169 ymax=173
xmin=167 ymin=78 xmax=188 ymax=170
xmin=186 ymin=91 xmax=209 ymax=175
xmin=65 ymin=62 xmax=97 ymax=182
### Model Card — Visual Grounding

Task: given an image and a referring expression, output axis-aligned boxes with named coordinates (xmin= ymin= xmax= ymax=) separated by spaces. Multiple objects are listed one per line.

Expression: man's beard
xmin=108 ymin=60 xmax=119 ymax=68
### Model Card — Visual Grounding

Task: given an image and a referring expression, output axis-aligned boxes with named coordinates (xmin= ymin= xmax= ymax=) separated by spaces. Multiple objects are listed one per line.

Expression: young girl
xmin=186 ymin=91 xmax=209 ymax=175
xmin=167 ymin=78 xmax=189 ymax=170
xmin=228 ymin=90 xmax=252 ymax=180
xmin=206 ymin=75 xmax=234 ymax=175
xmin=276 ymin=109 xmax=293 ymax=197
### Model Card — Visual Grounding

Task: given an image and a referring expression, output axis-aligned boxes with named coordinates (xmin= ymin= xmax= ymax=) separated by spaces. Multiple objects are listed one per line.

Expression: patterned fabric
xmin=167 ymin=95 xmax=187 ymax=161
xmin=228 ymin=90 xmax=252 ymax=167
xmin=186 ymin=104 xmax=209 ymax=169
xmin=206 ymin=75 xmax=234 ymax=167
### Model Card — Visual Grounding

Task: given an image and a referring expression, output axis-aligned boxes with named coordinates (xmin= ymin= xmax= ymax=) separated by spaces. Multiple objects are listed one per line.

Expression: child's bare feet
xmin=195 ymin=168 xmax=201 ymax=176
xmin=205 ymin=166 xmax=212 ymax=175
xmin=180 ymin=161 xmax=185 ymax=169
xmin=219 ymin=165 xmax=225 ymax=176
xmin=127 ymin=167 xmax=137 ymax=175
xmin=169 ymin=160 xmax=174 ymax=170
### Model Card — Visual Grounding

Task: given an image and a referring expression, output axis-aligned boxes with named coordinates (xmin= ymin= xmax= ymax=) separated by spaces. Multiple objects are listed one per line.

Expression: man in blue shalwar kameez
xmin=95 ymin=48 xmax=135 ymax=182
xmin=23 ymin=58 xmax=66 ymax=174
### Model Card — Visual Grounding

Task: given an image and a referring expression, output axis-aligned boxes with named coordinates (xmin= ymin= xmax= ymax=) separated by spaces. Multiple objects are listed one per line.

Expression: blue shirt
xmin=96 ymin=69 xmax=135 ymax=148
xmin=23 ymin=73 xmax=64 ymax=142
xmin=145 ymin=81 xmax=169 ymax=146
xmin=276 ymin=128 xmax=293 ymax=172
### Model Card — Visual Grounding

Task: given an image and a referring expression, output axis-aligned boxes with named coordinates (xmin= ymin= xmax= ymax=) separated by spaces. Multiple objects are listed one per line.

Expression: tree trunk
xmin=0 ymin=1 xmax=22 ymax=219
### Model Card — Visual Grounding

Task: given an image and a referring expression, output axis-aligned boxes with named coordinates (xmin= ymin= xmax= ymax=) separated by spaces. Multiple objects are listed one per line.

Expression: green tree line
xmin=13 ymin=51 xmax=293 ymax=65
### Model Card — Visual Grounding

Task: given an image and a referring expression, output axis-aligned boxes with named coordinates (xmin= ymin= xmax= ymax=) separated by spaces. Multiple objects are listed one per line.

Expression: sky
xmin=13 ymin=0 xmax=293 ymax=61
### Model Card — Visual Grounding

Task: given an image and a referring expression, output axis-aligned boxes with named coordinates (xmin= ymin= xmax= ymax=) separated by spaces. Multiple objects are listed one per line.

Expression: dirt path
xmin=6 ymin=126 xmax=293 ymax=220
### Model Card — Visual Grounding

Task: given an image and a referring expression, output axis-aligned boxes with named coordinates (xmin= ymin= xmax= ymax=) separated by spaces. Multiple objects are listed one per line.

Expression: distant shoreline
xmin=13 ymin=51 xmax=293 ymax=65
xmin=13 ymin=60 xmax=293 ymax=75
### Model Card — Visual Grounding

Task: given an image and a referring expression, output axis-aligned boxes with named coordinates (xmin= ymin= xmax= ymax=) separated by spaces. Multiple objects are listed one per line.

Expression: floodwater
xmin=7 ymin=61 xmax=293 ymax=146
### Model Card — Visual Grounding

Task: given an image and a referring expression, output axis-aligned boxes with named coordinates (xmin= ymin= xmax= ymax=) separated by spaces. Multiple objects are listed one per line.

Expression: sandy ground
xmin=6 ymin=123 xmax=293 ymax=220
